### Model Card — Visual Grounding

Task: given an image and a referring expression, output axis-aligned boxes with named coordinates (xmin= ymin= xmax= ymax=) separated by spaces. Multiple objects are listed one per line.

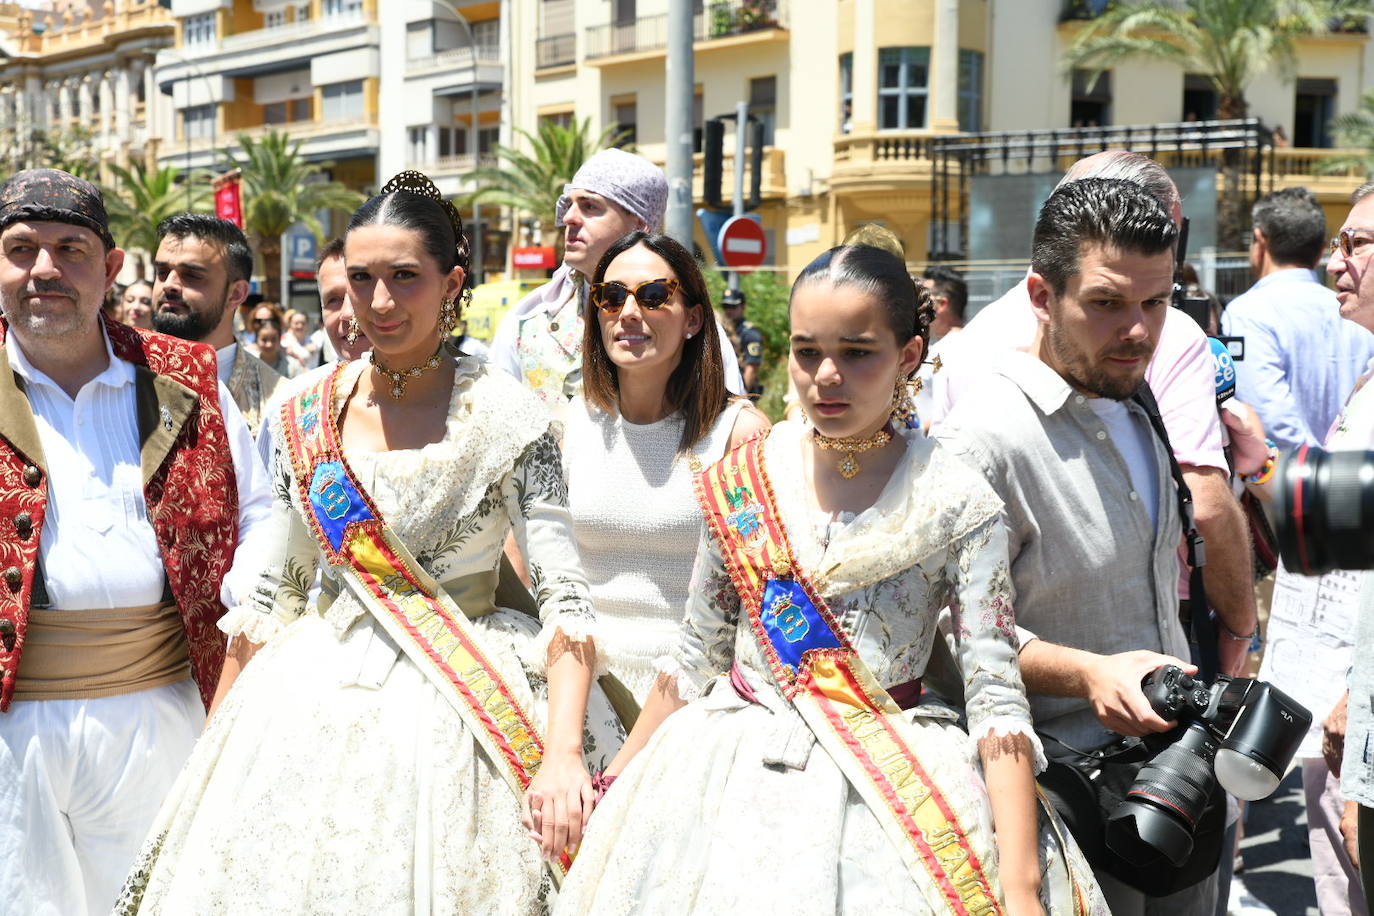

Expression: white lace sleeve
xmin=945 ymin=516 xmax=1046 ymax=773
xmin=221 ymin=430 xmax=320 ymax=643
xmin=504 ymin=429 xmax=601 ymax=672
xmin=663 ymin=521 xmax=739 ymax=702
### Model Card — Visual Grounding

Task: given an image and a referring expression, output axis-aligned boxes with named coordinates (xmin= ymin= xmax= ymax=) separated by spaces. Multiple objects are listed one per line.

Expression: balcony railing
xmin=407 ymin=45 xmax=502 ymax=72
xmin=185 ymin=116 xmax=376 ymax=150
xmin=537 ymin=33 xmax=576 ymax=69
xmin=585 ymin=0 xmax=785 ymax=60
xmin=186 ymin=11 xmax=367 ymax=56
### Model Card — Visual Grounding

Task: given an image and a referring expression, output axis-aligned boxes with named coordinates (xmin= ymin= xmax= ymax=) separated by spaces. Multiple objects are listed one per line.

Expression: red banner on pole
xmin=213 ymin=170 xmax=243 ymax=228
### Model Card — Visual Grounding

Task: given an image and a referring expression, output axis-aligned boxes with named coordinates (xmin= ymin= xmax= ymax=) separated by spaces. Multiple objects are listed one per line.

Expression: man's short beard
xmin=1047 ymin=319 xmax=1149 ymax=401
xmin=153 ymin=288 xmax=226 ymax=343
xmin=0 ymin=281 xmax=97 ymax=340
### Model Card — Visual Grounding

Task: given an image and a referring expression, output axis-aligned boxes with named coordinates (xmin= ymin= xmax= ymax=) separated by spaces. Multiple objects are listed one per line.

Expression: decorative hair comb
xmin=380 ymin=170 xmax=467 ymax=259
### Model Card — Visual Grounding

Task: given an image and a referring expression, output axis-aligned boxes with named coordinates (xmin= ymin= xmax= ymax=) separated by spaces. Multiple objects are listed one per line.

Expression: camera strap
xmin=1131 ymin=383 xmax=1218 ymax=681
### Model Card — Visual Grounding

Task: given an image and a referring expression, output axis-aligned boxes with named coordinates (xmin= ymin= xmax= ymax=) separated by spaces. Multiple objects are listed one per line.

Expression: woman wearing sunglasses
xmin=562 ymin=232 xmax=768 ymax=711
xmin=557 ymin=242 xmax=1105 ymax=915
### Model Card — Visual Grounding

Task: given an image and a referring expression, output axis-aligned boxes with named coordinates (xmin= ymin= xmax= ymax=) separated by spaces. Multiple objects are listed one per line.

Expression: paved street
xmin=1237 ymin=768 xmax=1318 ymax=915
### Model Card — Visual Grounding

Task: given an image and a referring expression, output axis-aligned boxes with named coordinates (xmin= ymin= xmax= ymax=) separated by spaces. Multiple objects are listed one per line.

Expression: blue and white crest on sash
xmin=759 ymin=578 xmax=842 ymax=673
xmin=309 ymin=459 xmax=375 ymax=551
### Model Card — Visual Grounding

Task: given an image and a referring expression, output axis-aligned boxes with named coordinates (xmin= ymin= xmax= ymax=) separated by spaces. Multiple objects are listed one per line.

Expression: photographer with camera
xmin=939 ymin=178 xmax=1224 ymax=915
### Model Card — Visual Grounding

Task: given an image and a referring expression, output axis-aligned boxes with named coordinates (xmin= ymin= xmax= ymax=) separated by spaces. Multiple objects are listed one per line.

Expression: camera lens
xmin=1107 ymin=725 xmax=1218 ymax=866
xmin=1274 ymin=445 xmax=1374 ymax=575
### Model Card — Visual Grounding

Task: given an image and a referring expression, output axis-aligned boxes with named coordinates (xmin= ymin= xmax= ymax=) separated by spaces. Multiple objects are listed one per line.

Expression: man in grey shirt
xmin=938 ymin=178 xmax=1211 ymax=915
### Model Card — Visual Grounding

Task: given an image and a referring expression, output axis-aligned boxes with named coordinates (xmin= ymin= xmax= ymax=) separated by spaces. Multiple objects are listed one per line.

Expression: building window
xmin=408 ymin=126 xmax=428 ymax=163
xmin=183 ymin=104 xmax=215 ymax=141
xmin=958 ymin=49 xmax=983 ymax=133
xmin=1295 ymin=78 xmax=1336 ymax=148
xmin=612 ymin=97 xmax=636 ymax=146
xmin=439 ymin=126 xmax=459 ymax=157
xmin=321 ymin=80 xmax=364 ymax=121
xmin=750 ymin=76 xmax=776 ymax=147
xmin=473 ymin=19 xmax=500 ymax=56
xmin=184 ymin=13 xmax=216 ymax=47
xmin=878 ymin=47 xmax=929 ymax=130
xmin=264 ymin=97 xmax=311 ymax=124
xmin=293 ymin=2 xmax=310 ymax=21
xmin=264 ymin=9 xmax=286 ymax=28
xmin=1070 ymin=69 xmax=1111 ymax=127
xmin=407 ymin=20 xmax=434 ymax=58
xmin=539 ymin=109 xmax=573 ymax=129
xmin=839 ymin=53 xmax=852 ymax=133
xmin=692 ymin=89 xmax=704 ymax=153
xmin=1182 ymin=73 xmax=1217 ymax=122
xmin=322 ymin=0 xmax=362 ymax=19
xmin=478 ymin=125 xmax=498 ymax=155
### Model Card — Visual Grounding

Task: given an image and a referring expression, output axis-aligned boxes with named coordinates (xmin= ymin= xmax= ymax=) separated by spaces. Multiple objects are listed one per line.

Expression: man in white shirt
xmin=0 ymin=169 xmax=272 ymax=913
xmin=488 ymin=148 xmax=743 ymax=414
xmin=151 ymin=213 xmax=284 ymax=436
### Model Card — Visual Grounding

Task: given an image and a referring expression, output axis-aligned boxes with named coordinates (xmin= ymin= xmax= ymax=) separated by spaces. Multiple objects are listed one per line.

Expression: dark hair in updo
xmin=790 ymin=245 xmax=935 ymax=358
xmin=345 ymin=171 xmax=474 ymax=307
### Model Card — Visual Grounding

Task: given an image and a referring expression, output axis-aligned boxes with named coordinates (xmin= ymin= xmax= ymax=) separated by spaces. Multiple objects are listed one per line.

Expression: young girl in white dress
xmin=556 ymin=244 xmax=1107 ymax=915
xmin=562 ymin=232 xmax=768 ymax=707
xmin=116 ymin=172 xmax=618 ymax=914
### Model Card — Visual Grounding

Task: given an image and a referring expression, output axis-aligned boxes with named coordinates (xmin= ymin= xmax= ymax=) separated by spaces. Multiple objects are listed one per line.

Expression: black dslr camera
xmin=1105 ymin=665 xmax=1311 ymax=867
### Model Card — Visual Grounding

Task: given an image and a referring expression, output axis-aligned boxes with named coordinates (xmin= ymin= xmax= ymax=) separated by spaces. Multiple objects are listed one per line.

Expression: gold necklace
xmin=814 ymin=425 xmax=893 ymax=479
xmin=370 ymin=345 xmax=446 ymax=400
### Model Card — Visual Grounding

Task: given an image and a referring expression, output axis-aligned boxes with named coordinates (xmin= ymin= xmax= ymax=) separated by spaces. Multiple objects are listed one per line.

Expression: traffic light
xmin=748 ymin=117 xmax=764 ymax=210
xmin=703 ymin=118 xmax=725 ymax=210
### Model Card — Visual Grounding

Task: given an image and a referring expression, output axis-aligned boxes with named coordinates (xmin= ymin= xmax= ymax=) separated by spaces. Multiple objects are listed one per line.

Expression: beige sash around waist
xmin=14 ymin=602 xmax=189 ymax=702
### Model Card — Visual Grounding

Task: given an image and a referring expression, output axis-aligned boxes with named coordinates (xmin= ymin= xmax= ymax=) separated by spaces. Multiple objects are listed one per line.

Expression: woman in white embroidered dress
xmin=557 ymin=244 xmax=1107 ymax=915
xmin=563 ymin=232 xmax=768 ymax=707
xmin=115 ymin=173 xmax=618 ymax=914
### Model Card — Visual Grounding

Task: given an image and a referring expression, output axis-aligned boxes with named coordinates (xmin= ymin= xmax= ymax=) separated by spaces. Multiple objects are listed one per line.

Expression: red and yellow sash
xmin=698 ymin=435 xmax=1006 ymax=914
xmin=283 ymin=367 xmax=570 ymax=882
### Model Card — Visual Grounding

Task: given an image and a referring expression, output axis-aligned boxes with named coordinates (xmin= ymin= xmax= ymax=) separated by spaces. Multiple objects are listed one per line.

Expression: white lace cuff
xmin=969 ymin=716 xmax=1047 ymax=774
xmin=652 ymin=655 xmax=706 ymax=703
xmin=217 ymin=606 xmax=286 ymax=645
xmin=522 ymin=611 xmax=608 ymax=677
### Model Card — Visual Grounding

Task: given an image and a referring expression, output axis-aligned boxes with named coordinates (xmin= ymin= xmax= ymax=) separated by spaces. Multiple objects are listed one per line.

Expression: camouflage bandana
xmin=0 ymin=168 xmax=115 ymax=250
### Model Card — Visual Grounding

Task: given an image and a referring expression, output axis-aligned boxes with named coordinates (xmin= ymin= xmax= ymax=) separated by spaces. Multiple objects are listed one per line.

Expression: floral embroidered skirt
xmin=114 ymin=611 xmax=624 ymax=915
xmin=555 ymin=673 xmax=1108 ymax=916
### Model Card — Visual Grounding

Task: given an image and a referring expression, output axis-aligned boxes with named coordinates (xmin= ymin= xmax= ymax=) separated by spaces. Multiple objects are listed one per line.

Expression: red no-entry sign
xmin=718 ymin=215 xmax=767 ymax=270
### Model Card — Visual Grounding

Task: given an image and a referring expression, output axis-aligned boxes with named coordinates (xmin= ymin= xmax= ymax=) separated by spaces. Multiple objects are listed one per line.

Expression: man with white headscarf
xmin=490 ymin=148 xmax=743 ymax=411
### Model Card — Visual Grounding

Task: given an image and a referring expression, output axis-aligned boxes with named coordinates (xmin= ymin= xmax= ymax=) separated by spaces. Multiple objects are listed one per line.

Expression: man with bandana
xmin=151 ymin=213 xmax=285 ymax=436
xmin=0 ymin=170 xmax=272 ymax=914
xmin=489 ymin=148 xmax=743 ymax=414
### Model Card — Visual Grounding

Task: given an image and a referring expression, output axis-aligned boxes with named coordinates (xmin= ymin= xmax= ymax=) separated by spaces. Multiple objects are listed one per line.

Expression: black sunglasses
xmin=589 ymin=278 xmax=680 ymax=313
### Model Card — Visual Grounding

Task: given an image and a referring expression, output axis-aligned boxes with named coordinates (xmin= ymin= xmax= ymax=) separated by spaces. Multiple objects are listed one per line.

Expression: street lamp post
xmin=156 ymin=47 xmax=218 ymax=208
xmin=430 ymin=0 xmax=483 ymax=285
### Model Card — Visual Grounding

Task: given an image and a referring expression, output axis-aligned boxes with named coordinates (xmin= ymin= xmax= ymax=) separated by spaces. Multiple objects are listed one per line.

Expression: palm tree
xmin=460 ymin=118 xmax=632 ymax=251
xmin=218 ymin=130 xmax=364 ymax=302
xmin=1317 ymin=89 xmax=1374 ymax=178
xmin=103 ymin=161 xmax=212 ymax=278
xmin=1063 ymin=0 xmax=1370 ymax=119
xmin=1061 ymin=0 xmax=1372 ymax=244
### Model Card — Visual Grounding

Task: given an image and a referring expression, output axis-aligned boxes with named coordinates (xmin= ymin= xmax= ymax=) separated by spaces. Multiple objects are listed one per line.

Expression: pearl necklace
xmin=813 ymin=425 xmax=893 ymax=479
xmin=370 ymin=345 xmax=445 ymax=400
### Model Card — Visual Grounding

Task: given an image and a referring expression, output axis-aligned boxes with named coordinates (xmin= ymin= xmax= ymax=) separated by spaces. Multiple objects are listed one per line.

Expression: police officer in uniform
xmin=722 ymin=288 xmax=764 ymax=401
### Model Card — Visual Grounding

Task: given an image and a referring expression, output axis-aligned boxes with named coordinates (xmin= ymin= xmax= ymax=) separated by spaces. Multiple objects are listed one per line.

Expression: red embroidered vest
xmin=0 ymin=315 xmax=239 ymax=711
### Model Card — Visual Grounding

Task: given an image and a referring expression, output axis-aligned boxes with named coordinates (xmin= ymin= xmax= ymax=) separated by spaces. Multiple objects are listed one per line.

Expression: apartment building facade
xmin=509 ymin=0 xmax=1374 ymax=275
xmin=0 ymin=0 xmax=176 ymax=180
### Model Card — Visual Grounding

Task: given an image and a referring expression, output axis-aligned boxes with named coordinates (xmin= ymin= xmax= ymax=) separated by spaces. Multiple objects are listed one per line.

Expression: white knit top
xmin=564 ymin=396 xmax=747 ymax=703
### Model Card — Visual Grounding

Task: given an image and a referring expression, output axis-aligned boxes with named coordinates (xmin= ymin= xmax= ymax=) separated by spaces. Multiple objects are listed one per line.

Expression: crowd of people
xmin=0 ymin=141 xmax=1372 ymax=916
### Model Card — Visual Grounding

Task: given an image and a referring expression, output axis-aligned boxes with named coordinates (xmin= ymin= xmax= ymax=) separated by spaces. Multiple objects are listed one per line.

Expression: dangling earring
xmin=438 ymin=297 xmax=457 ymax=339
xmin=346 ymin=317 xmax=360 ymax=345
xmin=890 ymin=374 xmax=916 ymax=426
